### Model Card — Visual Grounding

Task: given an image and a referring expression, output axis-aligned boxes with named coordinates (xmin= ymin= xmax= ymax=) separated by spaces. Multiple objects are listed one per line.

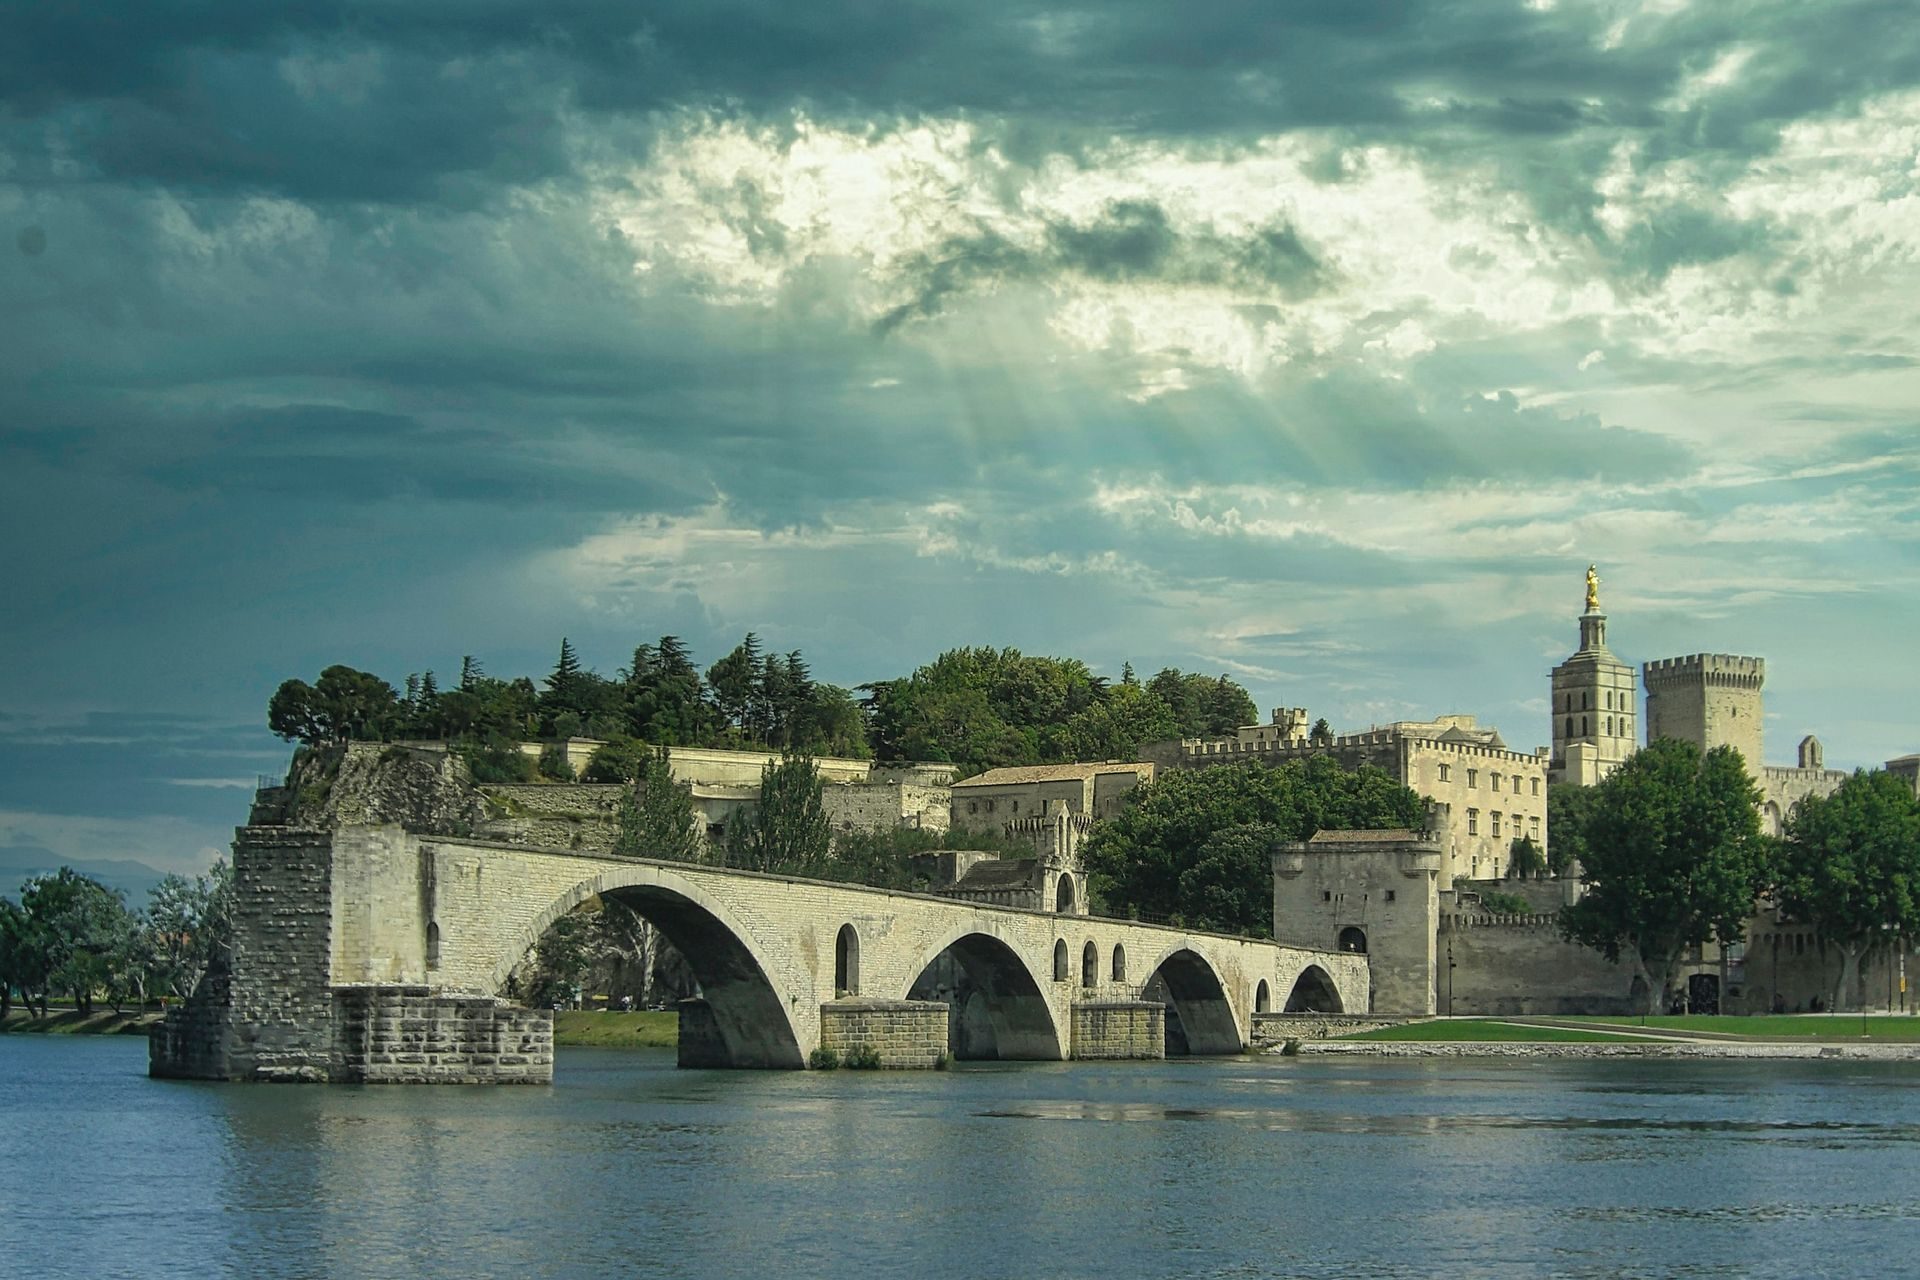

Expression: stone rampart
xmin=1250 ymin=1013 xmax=1405 ymax=1043
xmin=1439 ymin=912 xmax=1637 ymax=1015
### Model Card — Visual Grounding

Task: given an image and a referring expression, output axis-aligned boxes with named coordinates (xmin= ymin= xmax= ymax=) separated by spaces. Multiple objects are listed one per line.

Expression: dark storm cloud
xmin=7 ymin=1 xmax=1917 ymax=208
xmin=878 ymin=199 xmax=1329 ymax=332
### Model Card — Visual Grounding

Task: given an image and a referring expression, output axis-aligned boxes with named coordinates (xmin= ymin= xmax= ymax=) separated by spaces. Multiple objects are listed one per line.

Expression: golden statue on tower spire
xmin=1585 ymin=563 xmax=1601 ymax=612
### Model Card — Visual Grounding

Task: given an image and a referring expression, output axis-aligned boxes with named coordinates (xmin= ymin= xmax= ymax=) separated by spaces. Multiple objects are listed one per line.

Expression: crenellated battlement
xmin=1642 ymin=653 xmax=1766 ymax=689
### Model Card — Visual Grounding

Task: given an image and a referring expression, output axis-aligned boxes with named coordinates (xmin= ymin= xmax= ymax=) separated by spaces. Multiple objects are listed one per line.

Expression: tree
xmin=706 ymin=633 xmax=763 ymax=737
xmin=1084 ymin=755 xmax=1423 ymax=934
xmin=1559 ymin=739 xmax=1768 ymax=1015
xmin=1055 ymin=683 xmax=1179 ymax=763
xmin=1776 ymin=769 xmax=1920 ymax=1011
xmin=19 ymin=869 xmax=136 ymax=1015
xmin=583 ymin=735 xmax=651 ymax=783
xmin=614 ymin=748 xmax=702 ymax=864
xmin=1143 ymin=668 xmax=1257 ymax=738
xmin=1508 ymin=835 xmax=1548 ymax=880
xmin=726 ymin=754 xmax=832 ymax=876
xmin=0 ymin=898 xmax=29 ymax=1019
xmin=1546 ymin=782 xmax=1598 ymax=876
xmin=145 ymin=860 xmax=233 ymax=1002
xmin=267 ymin=665 xmax=400 ymax=744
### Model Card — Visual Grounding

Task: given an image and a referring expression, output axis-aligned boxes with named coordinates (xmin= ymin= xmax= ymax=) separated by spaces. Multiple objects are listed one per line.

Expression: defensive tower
xmin=1549 ymin=564 xmax=1638 ymax=785
xmin=1642 ymin=653 xmax=1765 ymax=777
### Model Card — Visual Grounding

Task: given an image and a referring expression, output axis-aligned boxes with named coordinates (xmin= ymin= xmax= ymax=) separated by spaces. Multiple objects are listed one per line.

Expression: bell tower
xmin=1549 ymin=564 xmax=1638 ymax=785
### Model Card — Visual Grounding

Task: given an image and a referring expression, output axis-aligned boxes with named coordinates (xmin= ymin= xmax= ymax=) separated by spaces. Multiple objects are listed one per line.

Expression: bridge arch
xmin=1283 ymin=963 xmax=1344 ymax=1013
xmin=488 ymin=864 xmax=805 ymax=1069
xmin=905 ymin=927 xmax=1064 ymax=1061
xmin=1138 ymin=944 xmax=1243 ymax=1056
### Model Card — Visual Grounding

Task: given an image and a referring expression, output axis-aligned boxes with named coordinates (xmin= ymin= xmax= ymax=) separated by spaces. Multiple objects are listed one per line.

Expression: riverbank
xmin=1289 ymin=1039 xmax=1920 ymax=1059
xmin=0 ymin=1009 xmax=160 ymax=1035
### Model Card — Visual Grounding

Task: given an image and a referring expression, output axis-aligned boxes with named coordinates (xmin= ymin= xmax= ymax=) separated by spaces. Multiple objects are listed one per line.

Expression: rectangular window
xmin=1468 ymin=769 xmax=1478 ymax=788
xmin=1467 ymin=809 xmax=1479 ymax=835
xmin=1492 ymin=812 xmax=1502 ymax=838
xmin=1438 ymin=764 xmax=1450 ymax=782
xmin=1532 ymin=778 xmax=1541 ymax=797
xmin=1531 ymin=816 xmax=1542 ymax=838
xmin=1491 ymin=773 xmax=1502 ymax=792
xmin=1385 ymin=889 xmax=1396 ymax=903
xmin=1322 ymin=890 xmax=1332 ymax=902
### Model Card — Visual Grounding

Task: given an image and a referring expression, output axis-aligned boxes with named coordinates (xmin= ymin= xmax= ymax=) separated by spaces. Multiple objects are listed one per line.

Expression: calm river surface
xmin=4 ymin=1037 xmax=1918 ymax=1279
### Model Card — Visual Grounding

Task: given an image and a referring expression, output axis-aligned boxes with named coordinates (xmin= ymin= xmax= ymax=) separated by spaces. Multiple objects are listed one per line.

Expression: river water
xmin=3 ymin=1037 xmax=1917 ymax=1279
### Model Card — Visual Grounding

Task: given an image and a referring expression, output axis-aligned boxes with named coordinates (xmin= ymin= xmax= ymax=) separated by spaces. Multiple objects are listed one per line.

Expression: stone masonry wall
xmin=1069 ymin=1001 xmax=1165 ymax=1059
xmin=1441 ymin=914 xmax=1637 ymax=1015
xmin=817 ymin=998 xmax=949 ymax=1067
xmin=333 ymin=986 xmax=551 ymax=1083
xmin=223 ymin=829 xmax=340 ymax=1081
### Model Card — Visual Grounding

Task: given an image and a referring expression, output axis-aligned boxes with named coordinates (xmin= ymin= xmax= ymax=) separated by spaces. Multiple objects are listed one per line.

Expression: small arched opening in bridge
xmin=1053 ymin=939 xmax=1070 ymax=981
xmin=1283 ymin=965 xmax=1344 ymax=1013
xmin=1111 ymin=944 xmax=1127 ymax=983
xmin=1081 ymin=941 xmax=1098 ymax=988
xmin=1338 ymin=926 xmax=1368 ymax=954
xmin=1139 ymin=948 xmax=1241 ymax=1056
xmin=1254 ymin=979 xmax=1271 ymax=1014
xmin=906 ymin=932 xmax=1063 ymax=1061
xmin=499 ymin=873 xmax=803 ymax=1070
xmin=835 ymin=924 xmax=860 ymax=996
xmin=1056 ymin=875 xmax=1076 ymax=914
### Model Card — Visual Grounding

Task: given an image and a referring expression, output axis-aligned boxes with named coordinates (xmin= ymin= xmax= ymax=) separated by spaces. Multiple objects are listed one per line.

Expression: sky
xmin=3 ymin=1 xmax=1918 ymax=881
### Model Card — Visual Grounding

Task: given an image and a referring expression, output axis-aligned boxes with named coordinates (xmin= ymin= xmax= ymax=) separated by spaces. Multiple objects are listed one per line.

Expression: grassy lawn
xmin=552 ymin=1009 xmax=679 ymax=1048
xmin=1569 ymin=1014 xmax=1920 ymax=1040
xmin=1341 ymin=1019 xmax=1658 ymax=1043
xmin=0 ymin=1009 xmax=160 ymax=1035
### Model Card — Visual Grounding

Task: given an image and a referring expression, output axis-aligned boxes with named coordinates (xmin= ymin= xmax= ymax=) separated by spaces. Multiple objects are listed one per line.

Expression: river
xmin=3 ymin=1036 xmax=1917 ymax=1278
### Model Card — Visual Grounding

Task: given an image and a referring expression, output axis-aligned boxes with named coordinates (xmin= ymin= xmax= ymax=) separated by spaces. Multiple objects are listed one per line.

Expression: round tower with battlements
xmin=1549 ymin=564 xmax=1639 ymax=786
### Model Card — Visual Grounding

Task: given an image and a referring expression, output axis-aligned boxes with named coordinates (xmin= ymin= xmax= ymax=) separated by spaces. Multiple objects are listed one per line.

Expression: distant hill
xmin=0 ymin=845 xmax=174 ymax=904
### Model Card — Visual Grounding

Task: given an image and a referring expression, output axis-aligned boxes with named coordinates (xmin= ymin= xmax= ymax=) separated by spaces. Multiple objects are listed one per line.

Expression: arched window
xmin=1053 ymin=938 xmax=1070 ymax=982
xmin=1081 ymin=941 xmax=1098 ymax=988
xmin=425 ymin=921 xmax=441 ymax=969
xmin=835 ymin=924 xmax=860 ymax=996
xmin=1255 ymin=979 xmax=1271 ymax=1013
xmin=1565 ymin=716 xmax=1574 ymax=739
xmin=1056 ymin=874 xmax=1076 ymax=915
xmin=1111 ymin=944 xmax=1127 ymax=983
xmin=1338 ymin=926 xmax=1368 ymax=954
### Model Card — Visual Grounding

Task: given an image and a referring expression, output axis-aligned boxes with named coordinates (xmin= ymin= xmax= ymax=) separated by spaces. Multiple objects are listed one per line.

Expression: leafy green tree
xmin=1145 ymin=668 xmax=1257 ymax=738
xmin=20 ymin=869 xmax=136 ymax=1015
xmin=1546 ymin=782 xmax=1598 ymax=876
xmin=583 ymin=735 xmax=651 ymax=783
xmin=1508 ymin=835 xmax=1548 ymax=880
xmin=1559 ymin=739 xmax=1768 ymax=1015
xmin=1085 ymin=756 xmax=1423 ymax=934
xmin=1056 ymin=683 xmax=1179 ymax=762
xmin=268 ymin=665 xmax=401 ymax=744
xmin=706 ymin=633 xmax=763 ymax=738
xmin=614 ymin=748 xmax=703 ymax=863
xmin=624 ymin=635 xmax=713 ymax=744
xmin=726 ymin=754 xmax=832 ymax=876
xmin=0 ymin=898 xmax=30 ymax=1019
xmin=526 ymin=913 xmax=593 ymax=1008
xmin=145 ymin=860 xmax=233 ymax=1002
xmin=1180 ymin=823 xmax=1285 ymax=936
xmin=1776 ymin=769 xmax=1920 ymax=1011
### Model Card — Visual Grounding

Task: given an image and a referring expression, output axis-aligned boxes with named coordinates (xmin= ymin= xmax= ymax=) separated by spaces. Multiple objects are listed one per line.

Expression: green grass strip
xmin=1569 ymin=1014 xmax=1920 ymax=1040
xmin=552 ymin=1009 xmax=679 ymax=1048
xmin=1341 ymin=1019 xmax=1659 ymax=1043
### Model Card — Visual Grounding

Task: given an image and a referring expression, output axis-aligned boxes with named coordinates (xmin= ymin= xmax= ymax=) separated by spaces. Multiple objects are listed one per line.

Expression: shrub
xmin=537 ymin=743 xmax=577 ymax=782
xmin=808 ymin=1047 xmax=840 ymax=1070
xmin=843 ymin=1044 xmax=883 ymax=1070
xmin=461 ymin=737 xmax=538 ymax=784
xmin=1477 ymin=890 xmax=1531 ymax=916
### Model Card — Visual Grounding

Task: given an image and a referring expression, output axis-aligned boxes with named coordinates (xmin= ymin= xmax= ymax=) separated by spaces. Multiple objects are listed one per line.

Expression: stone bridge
xmin=152 ymin=825 xmax=1367 ymax=1083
